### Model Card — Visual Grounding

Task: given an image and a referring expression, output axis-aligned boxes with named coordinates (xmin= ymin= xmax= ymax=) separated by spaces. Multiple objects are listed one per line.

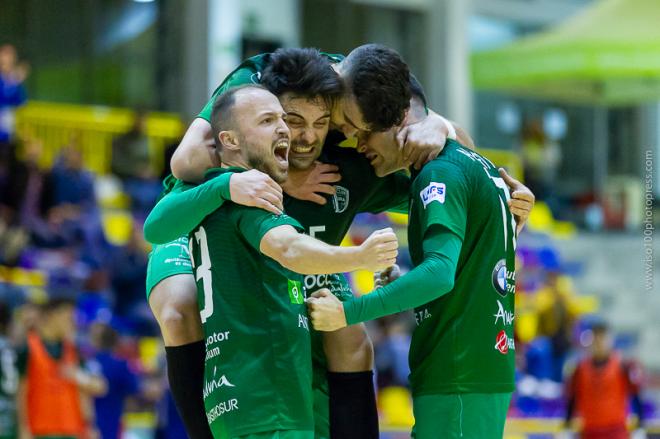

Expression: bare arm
xmin=260 ymin=226 xmax=398 ymax=275
xmin=17 ymin=378 xmax=32 ymax=439
xmin=170 ymin=118 xmax=219 ymax=183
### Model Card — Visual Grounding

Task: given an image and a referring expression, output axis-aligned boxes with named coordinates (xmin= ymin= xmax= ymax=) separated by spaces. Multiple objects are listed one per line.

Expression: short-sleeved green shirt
xmin=188 ymin=168 xmax=314 ymax=438
xmin=197 ymin=52 xmax=345 ymax=123
xmin=407 ymin=140 xmax=516 ymax=395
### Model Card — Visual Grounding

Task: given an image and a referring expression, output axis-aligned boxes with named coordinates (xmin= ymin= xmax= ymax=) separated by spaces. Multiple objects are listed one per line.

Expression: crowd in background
xmin=0 ymin=43 xmax=653 ymax=437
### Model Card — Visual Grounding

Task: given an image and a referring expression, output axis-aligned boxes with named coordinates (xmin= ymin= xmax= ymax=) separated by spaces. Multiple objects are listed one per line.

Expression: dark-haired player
xmin=145 ymin=46 xmax=533 ymax=438
xmin=308 ymin=100 xmax=532 ymax=438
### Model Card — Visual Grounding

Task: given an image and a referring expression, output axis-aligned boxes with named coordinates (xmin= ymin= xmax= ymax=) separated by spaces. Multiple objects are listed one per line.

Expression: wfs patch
xmin=332 ymin=186 xmax=349 ymax=213
xmin=491 ymin=259 xmax=509 ymax=297
xmin=420 ymin=182 xmax=446 ymax=208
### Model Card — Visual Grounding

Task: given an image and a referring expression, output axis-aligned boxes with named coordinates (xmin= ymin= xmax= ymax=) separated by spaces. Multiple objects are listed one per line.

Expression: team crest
xmin=332 ymin=186 xmax=349 ymax=213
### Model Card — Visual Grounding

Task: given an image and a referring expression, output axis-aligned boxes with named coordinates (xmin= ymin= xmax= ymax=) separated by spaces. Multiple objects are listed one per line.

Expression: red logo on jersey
xmin=495 ymin=330 xmax=509 ymax=354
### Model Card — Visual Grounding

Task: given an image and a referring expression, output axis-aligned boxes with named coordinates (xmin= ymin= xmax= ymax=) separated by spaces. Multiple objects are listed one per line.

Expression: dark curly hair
xmin=261 ymin=48 xmax=344 ymax=108
xmin=343 ymin=44 xmax=411 ymax=131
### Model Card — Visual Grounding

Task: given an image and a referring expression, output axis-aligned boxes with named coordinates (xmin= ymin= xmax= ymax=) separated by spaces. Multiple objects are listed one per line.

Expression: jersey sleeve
xmin=414 ymin=161 xmax=469 ymax=240
xmin=343 ymin=224 xmax=462 ymax=325
xmin=233 ymin=207 xmax=304 ymax=252
xmin=360 ymin=171 xmax=411 ymax=214
xmin=197 ymin=66 xmax=261 ymax=122
xmin=143 ymin=172 xmax=233 ymax=244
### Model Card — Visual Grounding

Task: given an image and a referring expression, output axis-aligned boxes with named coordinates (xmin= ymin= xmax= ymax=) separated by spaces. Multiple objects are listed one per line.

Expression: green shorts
xmin=232 ymin=430 xmax=314 ymax=439
xmin=307 ymin=273 xmax=354 ymax=439
xmin=145 ymin=236 xmax=193 ymax=300
xmin=411 ymin=392 xmax=512 ymax=439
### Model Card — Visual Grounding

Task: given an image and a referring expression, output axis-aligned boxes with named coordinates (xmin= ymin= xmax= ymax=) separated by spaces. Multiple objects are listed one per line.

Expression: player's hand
xmin=374 ymin=264 xmax=401 ymax=288
xmin=282 ymin=161 xmax=341 ymax=205
xmin=358 ymin=228 xmax=398 ymax=272
xmin=306 ymin=288 xmax=347 ymax=331
xmin=498 ymin=168 xmax=535 ymax=235
xmin=397 ymin=113 xmax=449 ymax=170
xmin=230 ymin=169 xmax=284 ymax=215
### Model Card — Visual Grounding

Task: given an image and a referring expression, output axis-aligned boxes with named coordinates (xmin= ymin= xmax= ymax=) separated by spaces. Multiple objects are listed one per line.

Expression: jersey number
xmin=191 ymin=226 xmax=214 ymax=323
xmin=489 ymin=176 xmax=517 ymax=251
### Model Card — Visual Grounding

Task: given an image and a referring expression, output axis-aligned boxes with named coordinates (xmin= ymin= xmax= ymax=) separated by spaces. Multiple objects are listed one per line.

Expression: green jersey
xmin=342 ymin=140 xmax=516 ymax=395
xmin=0 ymin=338 xmax=17 ymax=439
xmin=407 ymin=140 xmax=516 ymax=395
xmin=197 ymin=52 xmax=345 ymax=123
xmin=188 ymin=168 xmax=313 ymax=438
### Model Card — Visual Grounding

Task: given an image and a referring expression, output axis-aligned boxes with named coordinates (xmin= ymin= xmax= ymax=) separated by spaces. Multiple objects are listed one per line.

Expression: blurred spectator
xmin=39 ymin=139 xmax=110 ymax=265
xmin=89 ymin=322 xmax=140 ymax=439
xmin=0 ymin=302 xmax=18 ymax=439
xmin=0 ymin=44 xmax=27 ymax=143
xmin=109 ymin=222 xmax=153 ymax=334
xmin=111 ymin=110 xmax=161 ymax=213
xmin=564 ymin=320 xmax=645 ymax=439
xmin=521 ymin=118 xmax=561 ymax=206
xmin=16 ymin=298 xmax=107 ymax=439
xmin=373 ymin=316 xmax=411 ymax=389
xmin=536 ymin=272 xmax=576 ymax=382
xmin=111 ymin=110 xmax=151 ymax=182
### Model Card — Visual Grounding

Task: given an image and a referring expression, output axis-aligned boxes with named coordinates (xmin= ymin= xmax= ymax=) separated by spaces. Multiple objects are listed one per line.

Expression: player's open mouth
xmin=274 ymin=139 xmax=289 ymax=164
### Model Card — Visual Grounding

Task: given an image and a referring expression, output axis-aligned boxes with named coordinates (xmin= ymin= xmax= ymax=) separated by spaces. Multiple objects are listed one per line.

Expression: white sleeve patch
xmin=420 ymin=182 xmax=446 ymax=208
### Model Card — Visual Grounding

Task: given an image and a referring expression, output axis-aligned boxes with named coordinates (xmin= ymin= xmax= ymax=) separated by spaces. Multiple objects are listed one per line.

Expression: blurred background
xmin=0 ymin=0 xmax=658 ymax=438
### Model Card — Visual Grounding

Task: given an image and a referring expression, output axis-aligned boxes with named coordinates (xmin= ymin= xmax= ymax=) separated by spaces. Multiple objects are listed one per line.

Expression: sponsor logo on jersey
xmin=206 ymin=398 xmax=239 ymax=423
xmin=493 ymin=300 xmax=514 ymax=326
xmin=205 ymin=331 xmax=230 ymax=362
xmin=332 ymin=185 xmax=350 ymax=213
xmin=491 ymin=259 xmax=515 ymax=297
xmin=203 ymin=366 xmax=236 ymax=400
xmin=288 ymin=279 xmax=304 ymax=304
xmin=494 ymin=330 xmax=515 ymax=354
xmin=420 ymin=182 xmax=446 ymax=208
xmin=414 ymin=308 xmax=432 ymax=325
xmin=250 ymin=71 xmax=262 ymax=83
xmin=298 ymin=314 xmax=310 ymax=330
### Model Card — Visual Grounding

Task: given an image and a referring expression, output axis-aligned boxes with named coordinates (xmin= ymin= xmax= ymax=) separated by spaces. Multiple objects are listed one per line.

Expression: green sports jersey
xmin=188 ymin=167 xmax=314 ymax=438
xmin=0 ymin=339 xmax=17 ymax=438
xmin=198 ymin=52 xmax=345 ymax=123
xmin=407 ymin=140 xmax=516 ymax=395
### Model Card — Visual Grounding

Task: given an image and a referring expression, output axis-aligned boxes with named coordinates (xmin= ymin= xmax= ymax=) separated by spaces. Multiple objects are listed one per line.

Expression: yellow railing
xmin=15 ymin=101 xmax=184 ymax=175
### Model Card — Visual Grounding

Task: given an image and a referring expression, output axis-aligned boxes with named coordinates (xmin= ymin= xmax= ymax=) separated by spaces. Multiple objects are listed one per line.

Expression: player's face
xmin=331 ymin=93 xmax=370 ymax=139
xmin=233 ymin=89 xmax=291 ymax=183
xmin=357 ymin=128 xmax=407 ymax=177
xmin=279 ymin=92 xmax=330 ymax=170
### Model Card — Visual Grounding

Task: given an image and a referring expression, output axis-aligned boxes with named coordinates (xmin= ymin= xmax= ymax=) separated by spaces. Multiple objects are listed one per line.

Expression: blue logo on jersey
xmin=492 ymin=259 xmax=509 ymax=297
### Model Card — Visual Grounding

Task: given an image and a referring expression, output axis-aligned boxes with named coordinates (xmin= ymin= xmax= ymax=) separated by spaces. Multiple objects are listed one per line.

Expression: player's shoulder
xmin=210 ymin=53 xmax=272 ymax=97
xmin=415 ymin=145 xmax=468 ymax=187
xmin=321 ymin=52 xmax=345 ymax=63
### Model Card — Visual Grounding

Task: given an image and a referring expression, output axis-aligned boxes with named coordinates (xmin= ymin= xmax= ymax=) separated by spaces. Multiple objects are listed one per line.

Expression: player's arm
xmin=17 ymin=377 xmax=32 ymax=439
xmin=260 ymin=226 xmax=398 ymax=275
xmin=309 ymin=226 xmax=461 ymax=330
xmin=170 ymin=118 xmax=218 ymax=183
xmin=143 ymin=170 xmax=284 ymax=244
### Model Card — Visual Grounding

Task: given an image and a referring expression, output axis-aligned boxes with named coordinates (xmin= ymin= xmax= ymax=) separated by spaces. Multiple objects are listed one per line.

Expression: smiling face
xmin=231 ymin=88 xmax=291 ymax=183
xmin=356 ymin=127 xmax=408 ymax=177
xmin=278 ymin=92 xmax=331 ymax=170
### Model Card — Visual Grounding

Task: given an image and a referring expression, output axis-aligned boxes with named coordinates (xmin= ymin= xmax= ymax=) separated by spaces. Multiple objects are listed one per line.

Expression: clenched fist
xmin=358 ymin=228 xmax=399 ymax=272
xmin=306 ymin=288 xmax=347 ymax=331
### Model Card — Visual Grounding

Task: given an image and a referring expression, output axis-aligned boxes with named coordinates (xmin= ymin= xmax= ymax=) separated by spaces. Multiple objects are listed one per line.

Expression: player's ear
xmin=219 ymin=130 xmax=240 ymax=151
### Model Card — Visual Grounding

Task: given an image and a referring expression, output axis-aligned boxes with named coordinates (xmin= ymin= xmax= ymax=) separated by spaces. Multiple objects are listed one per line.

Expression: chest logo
xmin=420 ymin=182 xmax=446 ymax=208
xmin=332 ymin=186 xmax=350 ymax=213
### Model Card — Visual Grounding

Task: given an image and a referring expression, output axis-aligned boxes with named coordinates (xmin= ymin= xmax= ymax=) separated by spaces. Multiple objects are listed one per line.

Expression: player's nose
xmin=341 ymin=124 xmax=358 ymax=139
